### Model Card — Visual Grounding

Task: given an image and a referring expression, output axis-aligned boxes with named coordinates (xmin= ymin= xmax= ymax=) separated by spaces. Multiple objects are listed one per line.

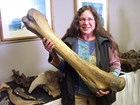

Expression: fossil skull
xmin=28 ymin=70 xmax=64 ymax=97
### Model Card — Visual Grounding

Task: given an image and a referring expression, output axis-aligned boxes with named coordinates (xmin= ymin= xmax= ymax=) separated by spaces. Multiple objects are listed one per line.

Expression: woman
xmin=43 ymin=5 xmax=121 ymax=105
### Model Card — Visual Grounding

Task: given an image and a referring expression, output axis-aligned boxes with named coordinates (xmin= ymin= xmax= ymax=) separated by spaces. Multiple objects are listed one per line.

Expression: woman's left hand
xmin=96 ymin=90 xmax=110 ymax=97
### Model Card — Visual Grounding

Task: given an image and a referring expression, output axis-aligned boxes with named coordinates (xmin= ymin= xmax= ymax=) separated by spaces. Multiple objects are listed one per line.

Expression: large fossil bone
xmin=22 ymin=8 xmax=126 ymax=92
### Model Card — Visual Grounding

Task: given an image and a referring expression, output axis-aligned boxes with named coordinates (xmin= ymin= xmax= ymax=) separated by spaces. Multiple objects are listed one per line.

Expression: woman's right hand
xmin=42 ymin=38 xmax=56 ymax=57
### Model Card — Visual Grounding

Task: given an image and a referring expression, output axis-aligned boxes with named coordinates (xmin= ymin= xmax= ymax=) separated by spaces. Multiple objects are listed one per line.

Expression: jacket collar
xmin=96 ymin=35 xmax=109 ymax=45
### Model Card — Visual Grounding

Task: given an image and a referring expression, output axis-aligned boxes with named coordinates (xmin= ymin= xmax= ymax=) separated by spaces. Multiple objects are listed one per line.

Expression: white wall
xmin=109 ymin=0 xmax=140 ymax=52
xmin=0 ymin=0 xmax=140 ymax=82
xmin=53 ymin=0 xmax=74 ymax=38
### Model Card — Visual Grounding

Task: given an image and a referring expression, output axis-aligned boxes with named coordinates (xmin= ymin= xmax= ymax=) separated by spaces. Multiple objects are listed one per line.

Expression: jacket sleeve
xmin=48 ymin=53 xmax=67 ymax=73
xmin=48 ymin=37 xmax=75 ymax=72
xmin=109 ymin=47 xmax=121 ymax=76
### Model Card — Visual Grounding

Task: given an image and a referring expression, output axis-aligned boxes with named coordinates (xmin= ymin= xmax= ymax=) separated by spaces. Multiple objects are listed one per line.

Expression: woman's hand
xmin=42 ymin=38 xmax=55 ymax=52
xmin=42 ymin=38 xmax=56 ymax=57
xmin=96 ymin=90 xmax=110 ymax=97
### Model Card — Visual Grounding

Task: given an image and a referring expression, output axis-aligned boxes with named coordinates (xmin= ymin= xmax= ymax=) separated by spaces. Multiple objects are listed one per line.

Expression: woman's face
xmin=79 ymin=10 xmax=95 ymax=36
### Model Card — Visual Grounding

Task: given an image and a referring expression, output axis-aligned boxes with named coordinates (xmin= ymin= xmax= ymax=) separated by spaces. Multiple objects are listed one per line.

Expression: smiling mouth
xmin=83 ymin=27 xmax=90 ymax=30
